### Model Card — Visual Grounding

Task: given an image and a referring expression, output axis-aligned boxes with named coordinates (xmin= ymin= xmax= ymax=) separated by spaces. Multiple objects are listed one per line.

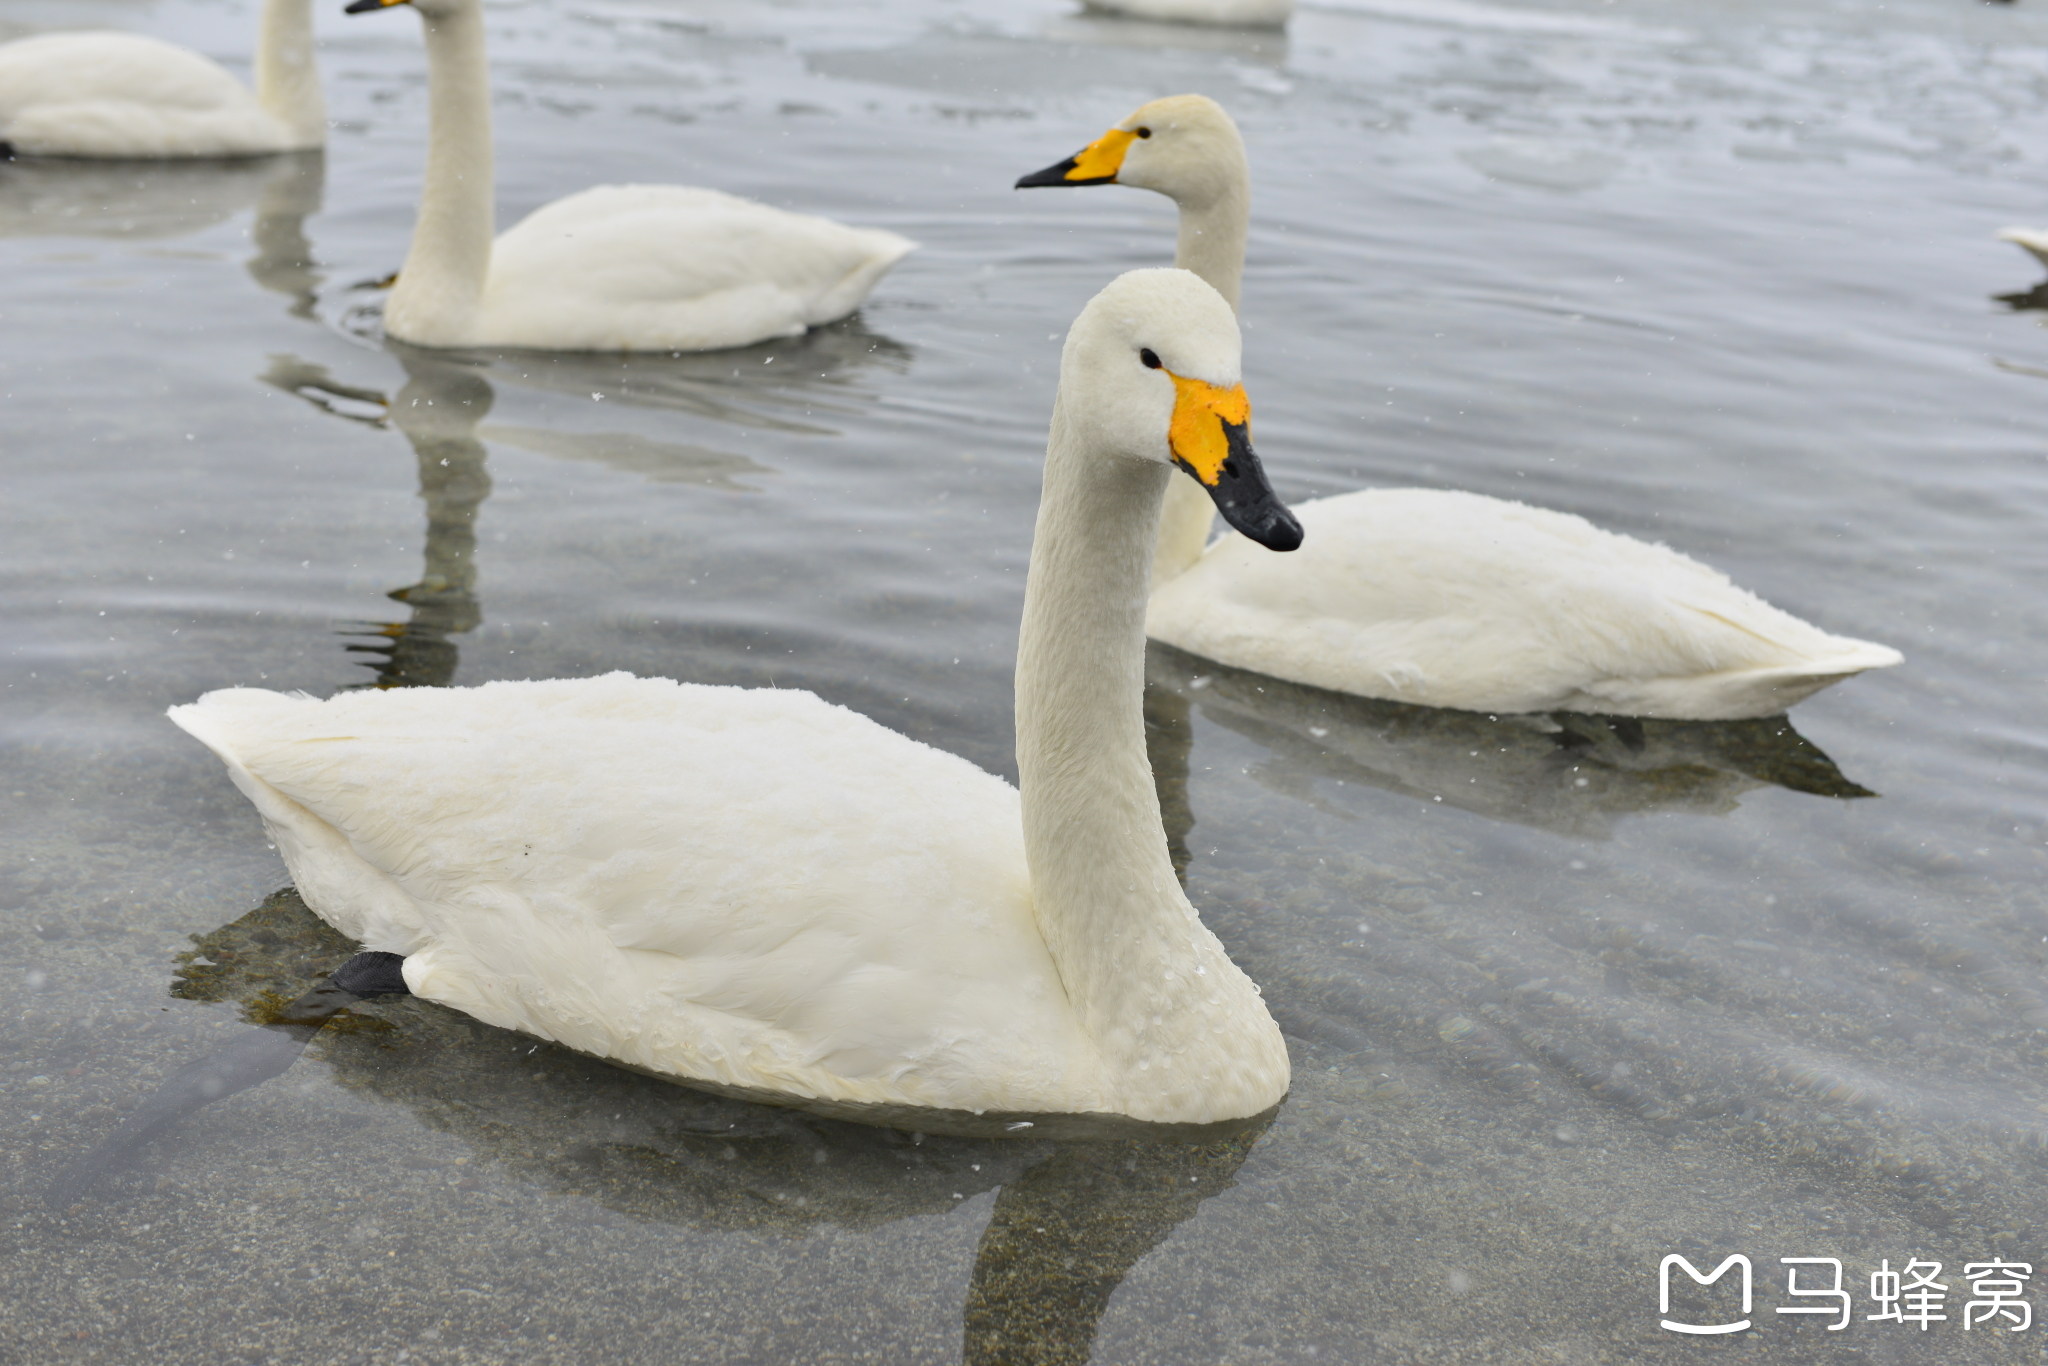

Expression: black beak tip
xmin=343 ymin=0 xmax=385 ymax=13
xmin=1263 ymin=512 xmax=1305 ymax=553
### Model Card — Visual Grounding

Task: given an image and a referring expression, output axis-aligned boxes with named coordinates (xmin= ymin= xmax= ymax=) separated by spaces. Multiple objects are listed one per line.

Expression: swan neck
xmin=388 ymin=4 xmax=495 ymax=342
xmin=1172 ymin=183 xmax=1247 ymax=314
xmin=254 ymin=0 xmax=325 ymax=147
xmin=1016 ymin=401 xmax=1256 ymax=1101
xmin=1146 ymin=188 xmax=1249 ymax=582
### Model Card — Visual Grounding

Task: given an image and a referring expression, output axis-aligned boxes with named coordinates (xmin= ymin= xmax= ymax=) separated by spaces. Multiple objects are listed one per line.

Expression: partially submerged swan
xmin=1020 ymin=96 xmax=1902 ymax=719
xmin=0 ymin=0 xmax=326 ymax=159
xmin=346 ymin=0 xmax=913 ymax=352
xmin=170 ymin=268 xmax=1298 ymax=1132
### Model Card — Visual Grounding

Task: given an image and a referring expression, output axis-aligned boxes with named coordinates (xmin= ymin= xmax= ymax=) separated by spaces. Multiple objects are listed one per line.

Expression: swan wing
xmin=476 ymin=185 xmax=916 ymax=351
xmin=169 ymin=674 xmax=1096 ymax=1113
xmin=0 ymin=32 xmax=289 ymax=157
xmin=1148 ymin=488 xmax=1901 ymax=719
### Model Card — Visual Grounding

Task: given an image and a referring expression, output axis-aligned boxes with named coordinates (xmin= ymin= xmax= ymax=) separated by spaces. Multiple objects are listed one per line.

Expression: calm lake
xmin=6 ymin=0 xmax=2048 ymax=1360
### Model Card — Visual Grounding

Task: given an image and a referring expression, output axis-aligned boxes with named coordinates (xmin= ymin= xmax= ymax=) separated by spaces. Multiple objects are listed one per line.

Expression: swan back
xmin=1149 ymin=488 xmax=1904 ymax=718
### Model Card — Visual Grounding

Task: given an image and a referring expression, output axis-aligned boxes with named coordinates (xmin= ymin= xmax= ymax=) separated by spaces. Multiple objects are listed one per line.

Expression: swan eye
xmin=1140 ymin=348 xmax=1162 ymax=369
xmin=1135 ymin=127 xmax=1152 ymax=139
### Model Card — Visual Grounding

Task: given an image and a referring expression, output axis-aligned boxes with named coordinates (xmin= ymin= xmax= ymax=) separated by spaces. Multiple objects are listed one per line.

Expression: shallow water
xmin=6 ymin=0 xmax=2048 ymax=1360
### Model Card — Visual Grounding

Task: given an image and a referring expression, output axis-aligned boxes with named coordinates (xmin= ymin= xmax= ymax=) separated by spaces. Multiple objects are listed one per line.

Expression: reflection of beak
xmin=344 ymin=0 xmax=411 ymax=12
xmin=1015 ymin=128 xmax=1137 ymax=188
xmin=1167 ymin=374 xmax=1303 ymax=552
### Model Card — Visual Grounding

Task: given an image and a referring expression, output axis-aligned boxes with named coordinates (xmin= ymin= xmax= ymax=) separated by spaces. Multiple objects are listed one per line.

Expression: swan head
xmin=1016 ymin=95 xmax=1247 ymax=210
xmin=1063 ymin=269 xmax=1300 ymax=552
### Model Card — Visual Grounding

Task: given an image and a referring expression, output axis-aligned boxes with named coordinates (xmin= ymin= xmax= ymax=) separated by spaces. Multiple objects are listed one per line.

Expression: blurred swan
xmin=168 ymin=270 xmax=1299 ymax=1132
xmin=1081 ymin=0 xmax=1293 ymax=27
xmin=1021 ymin=96 xmax=1902 ymax=720
xmin=0 ymin=0 xmax=325 ymax=159
xmin=1997 ymin=226 xmax=2048 ymax=273
xmin=346 ymin=0 xmax=914 ymax=353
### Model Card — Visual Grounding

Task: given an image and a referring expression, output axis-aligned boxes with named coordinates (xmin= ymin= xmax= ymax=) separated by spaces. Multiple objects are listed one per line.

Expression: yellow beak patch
xmin=1066 ymin=127 xmax=1139 ymax=182
xmin=1167 ymin=374 xmax=1251 ymax=485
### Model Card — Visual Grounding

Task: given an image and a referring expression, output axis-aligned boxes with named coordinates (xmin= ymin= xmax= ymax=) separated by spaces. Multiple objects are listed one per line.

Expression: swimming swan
xmin=169 ymin=268 xmax=1299 ymax=1132
xmin=0 ymin=0 xmax=325 ymax=159
xmin=1020 ymin=96 xmax=1902 ymax=720
xmin=1080 ymin=0 xmax=1294 ymax=26
xmin=345 ymin=0 xmax=914 ymax=352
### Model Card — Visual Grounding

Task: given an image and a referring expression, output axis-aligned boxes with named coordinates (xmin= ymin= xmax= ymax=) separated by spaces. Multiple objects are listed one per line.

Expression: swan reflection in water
xmin=1142 ymin=640 xmax=1873 ymax=866
xmin=52 ymin=890 xmax=1263 ymax=1365
xmin=0 ymin=150 xmax=326 ymax=316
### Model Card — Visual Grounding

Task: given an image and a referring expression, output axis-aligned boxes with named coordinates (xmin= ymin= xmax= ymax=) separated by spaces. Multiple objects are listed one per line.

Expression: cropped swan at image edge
xmin=1021 ymin=95 xmax=1902 ymax=720
xmin=345 ymin=0 xmax=914 ymax=352
xmin=0 ymin=0 xmax=325 ymax=159
xmin=169 ymin=268 xmax=1297 ymax=1132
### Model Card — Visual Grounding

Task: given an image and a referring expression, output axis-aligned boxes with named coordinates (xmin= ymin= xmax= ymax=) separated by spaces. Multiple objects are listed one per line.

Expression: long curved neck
xmin=254 ymin=0 xmax=326 ymax=148
xmin=1017 ymin=399 xmax=1271 ymax=1116
xmin=1152 ymin=188 xmax=1249 ymax=585
xmin=386 ymin=2 xmax=495 ymax=344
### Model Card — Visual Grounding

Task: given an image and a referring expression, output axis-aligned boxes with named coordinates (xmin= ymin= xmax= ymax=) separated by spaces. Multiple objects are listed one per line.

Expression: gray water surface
xmin=6 ymin=0 xmax=2048 ymax=1361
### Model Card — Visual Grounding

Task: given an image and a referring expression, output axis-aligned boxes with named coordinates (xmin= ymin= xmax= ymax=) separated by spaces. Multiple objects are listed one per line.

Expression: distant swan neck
xmin=1016 ymin=399 xmax=1257 ymax=1102
xmin=387 ymin=2 xmax=495 ymax=344
xmin=1151 ymin=185 xmax=1249 ymax=584
xmin=254 ymin=0 xmax=325 ymax=147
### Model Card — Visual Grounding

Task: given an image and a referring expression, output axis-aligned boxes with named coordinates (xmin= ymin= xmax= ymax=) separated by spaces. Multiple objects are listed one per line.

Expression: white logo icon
xmin=1661 ymin=1254 xmax=1753 ymax=1335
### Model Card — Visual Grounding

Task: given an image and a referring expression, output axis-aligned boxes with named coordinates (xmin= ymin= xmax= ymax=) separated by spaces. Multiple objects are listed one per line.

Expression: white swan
xmin=1081 ymin=0 xmax=1294 ymax=26
xmin=0 ymin=0 xmax=325 ymax=159
xmin=169 ymin=268 xmax=1298 ymax=1132
xmin=344 ymin=0 xmax=914 ymax=353
xmin=1997 ymin=226 xmax=2048 ymax=271
xmin=1019 ymin=95 xmax=1902 ymax=719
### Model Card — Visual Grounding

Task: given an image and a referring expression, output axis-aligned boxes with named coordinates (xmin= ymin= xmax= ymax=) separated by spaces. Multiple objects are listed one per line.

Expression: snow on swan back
xmin=345 ymin=0 xmax=914 ymax=353
xmin=169 ymin=268 xmax=1297 ymax=1134
xmin=1019 ymin=95 xmax=1902 ymax=720
xmin=0 ymin=0 xmax=326 ymax=159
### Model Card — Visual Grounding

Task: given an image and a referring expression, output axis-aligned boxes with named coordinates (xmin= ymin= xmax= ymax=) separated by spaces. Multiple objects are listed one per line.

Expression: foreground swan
xmin=345 ymin=0 xmax=913 ymax=352
xmin=1020 ymin=96 xmax=1902 ymax=719
xmin=170 ymin=269 xmax=1298 ymax=1131
xmin=0 ymin=0 xmax=325 ymax=159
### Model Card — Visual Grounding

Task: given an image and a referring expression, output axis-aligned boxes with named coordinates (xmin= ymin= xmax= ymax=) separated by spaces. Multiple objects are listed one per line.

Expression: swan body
xmin=1150 ymin=488 xmax=1903 ymax=718
xmin=356 ymin=0 xmax=913 ymax=352
xmin=0 ymin=1 xmax=325 ymax=159
xmin=171 ymin=269 xmax=1296 ymax=1129
xmin=1021 ymin=95 xmax=1901 ymax=719
xmin=1082 ymin=0 xmax=1293 ymax=26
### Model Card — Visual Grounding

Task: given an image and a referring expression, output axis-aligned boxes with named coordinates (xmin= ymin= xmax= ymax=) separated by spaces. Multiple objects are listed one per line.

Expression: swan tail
xmin=805 ymin=230 xmax=918 ymax=326
xmin=1575 ymin=640 xmax=1902 ymax=720
xmin=1999 ymin=227 xmax=2048 ymax=269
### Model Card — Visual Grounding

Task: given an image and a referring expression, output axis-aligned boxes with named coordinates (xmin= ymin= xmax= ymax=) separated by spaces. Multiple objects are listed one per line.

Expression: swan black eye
xmin=1135 ymin=127 xmax=1152 ymax=138
xmin=1140 ymin=348 xmax=1161 ymax=369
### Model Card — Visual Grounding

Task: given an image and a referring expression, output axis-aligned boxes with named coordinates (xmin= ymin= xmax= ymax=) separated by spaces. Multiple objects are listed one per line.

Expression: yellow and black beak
xmin=344 ymin=0 xmax=411 ymax=12
xmin=1016 ymin=128 xmax=1138 ymax=189
xmin=1167 ymin=375 xmax=1303 ymax=552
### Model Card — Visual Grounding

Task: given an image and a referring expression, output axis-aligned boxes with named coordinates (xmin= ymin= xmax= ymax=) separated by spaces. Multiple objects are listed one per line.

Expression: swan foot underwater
xmin=160 ymin=269 xmax=1298 ymax=1142
xmin=1021 ymin=95 xmax=1903 ymax=721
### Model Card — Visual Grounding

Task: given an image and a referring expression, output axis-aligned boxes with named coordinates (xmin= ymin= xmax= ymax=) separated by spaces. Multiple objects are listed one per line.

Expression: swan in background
xmin=0 ymin=0 xmax=325 ymax=159
xmin=1020 ymin=95 xmax=1902 ymax=720
xmin=168 ymin=269 xmax=1298 ymax=1132
xmin=344 ymin=0 xmax=914 ymax=352
xmin=1080 ymin=0 xmax=1293 ymax=27
xmin=1998 ymin=226 xmax=2048 ymax=273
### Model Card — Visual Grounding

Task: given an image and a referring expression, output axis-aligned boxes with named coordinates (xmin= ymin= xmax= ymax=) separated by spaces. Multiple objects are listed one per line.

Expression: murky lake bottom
xmin=7 ymin=0 xmax=2048 ymax=1360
